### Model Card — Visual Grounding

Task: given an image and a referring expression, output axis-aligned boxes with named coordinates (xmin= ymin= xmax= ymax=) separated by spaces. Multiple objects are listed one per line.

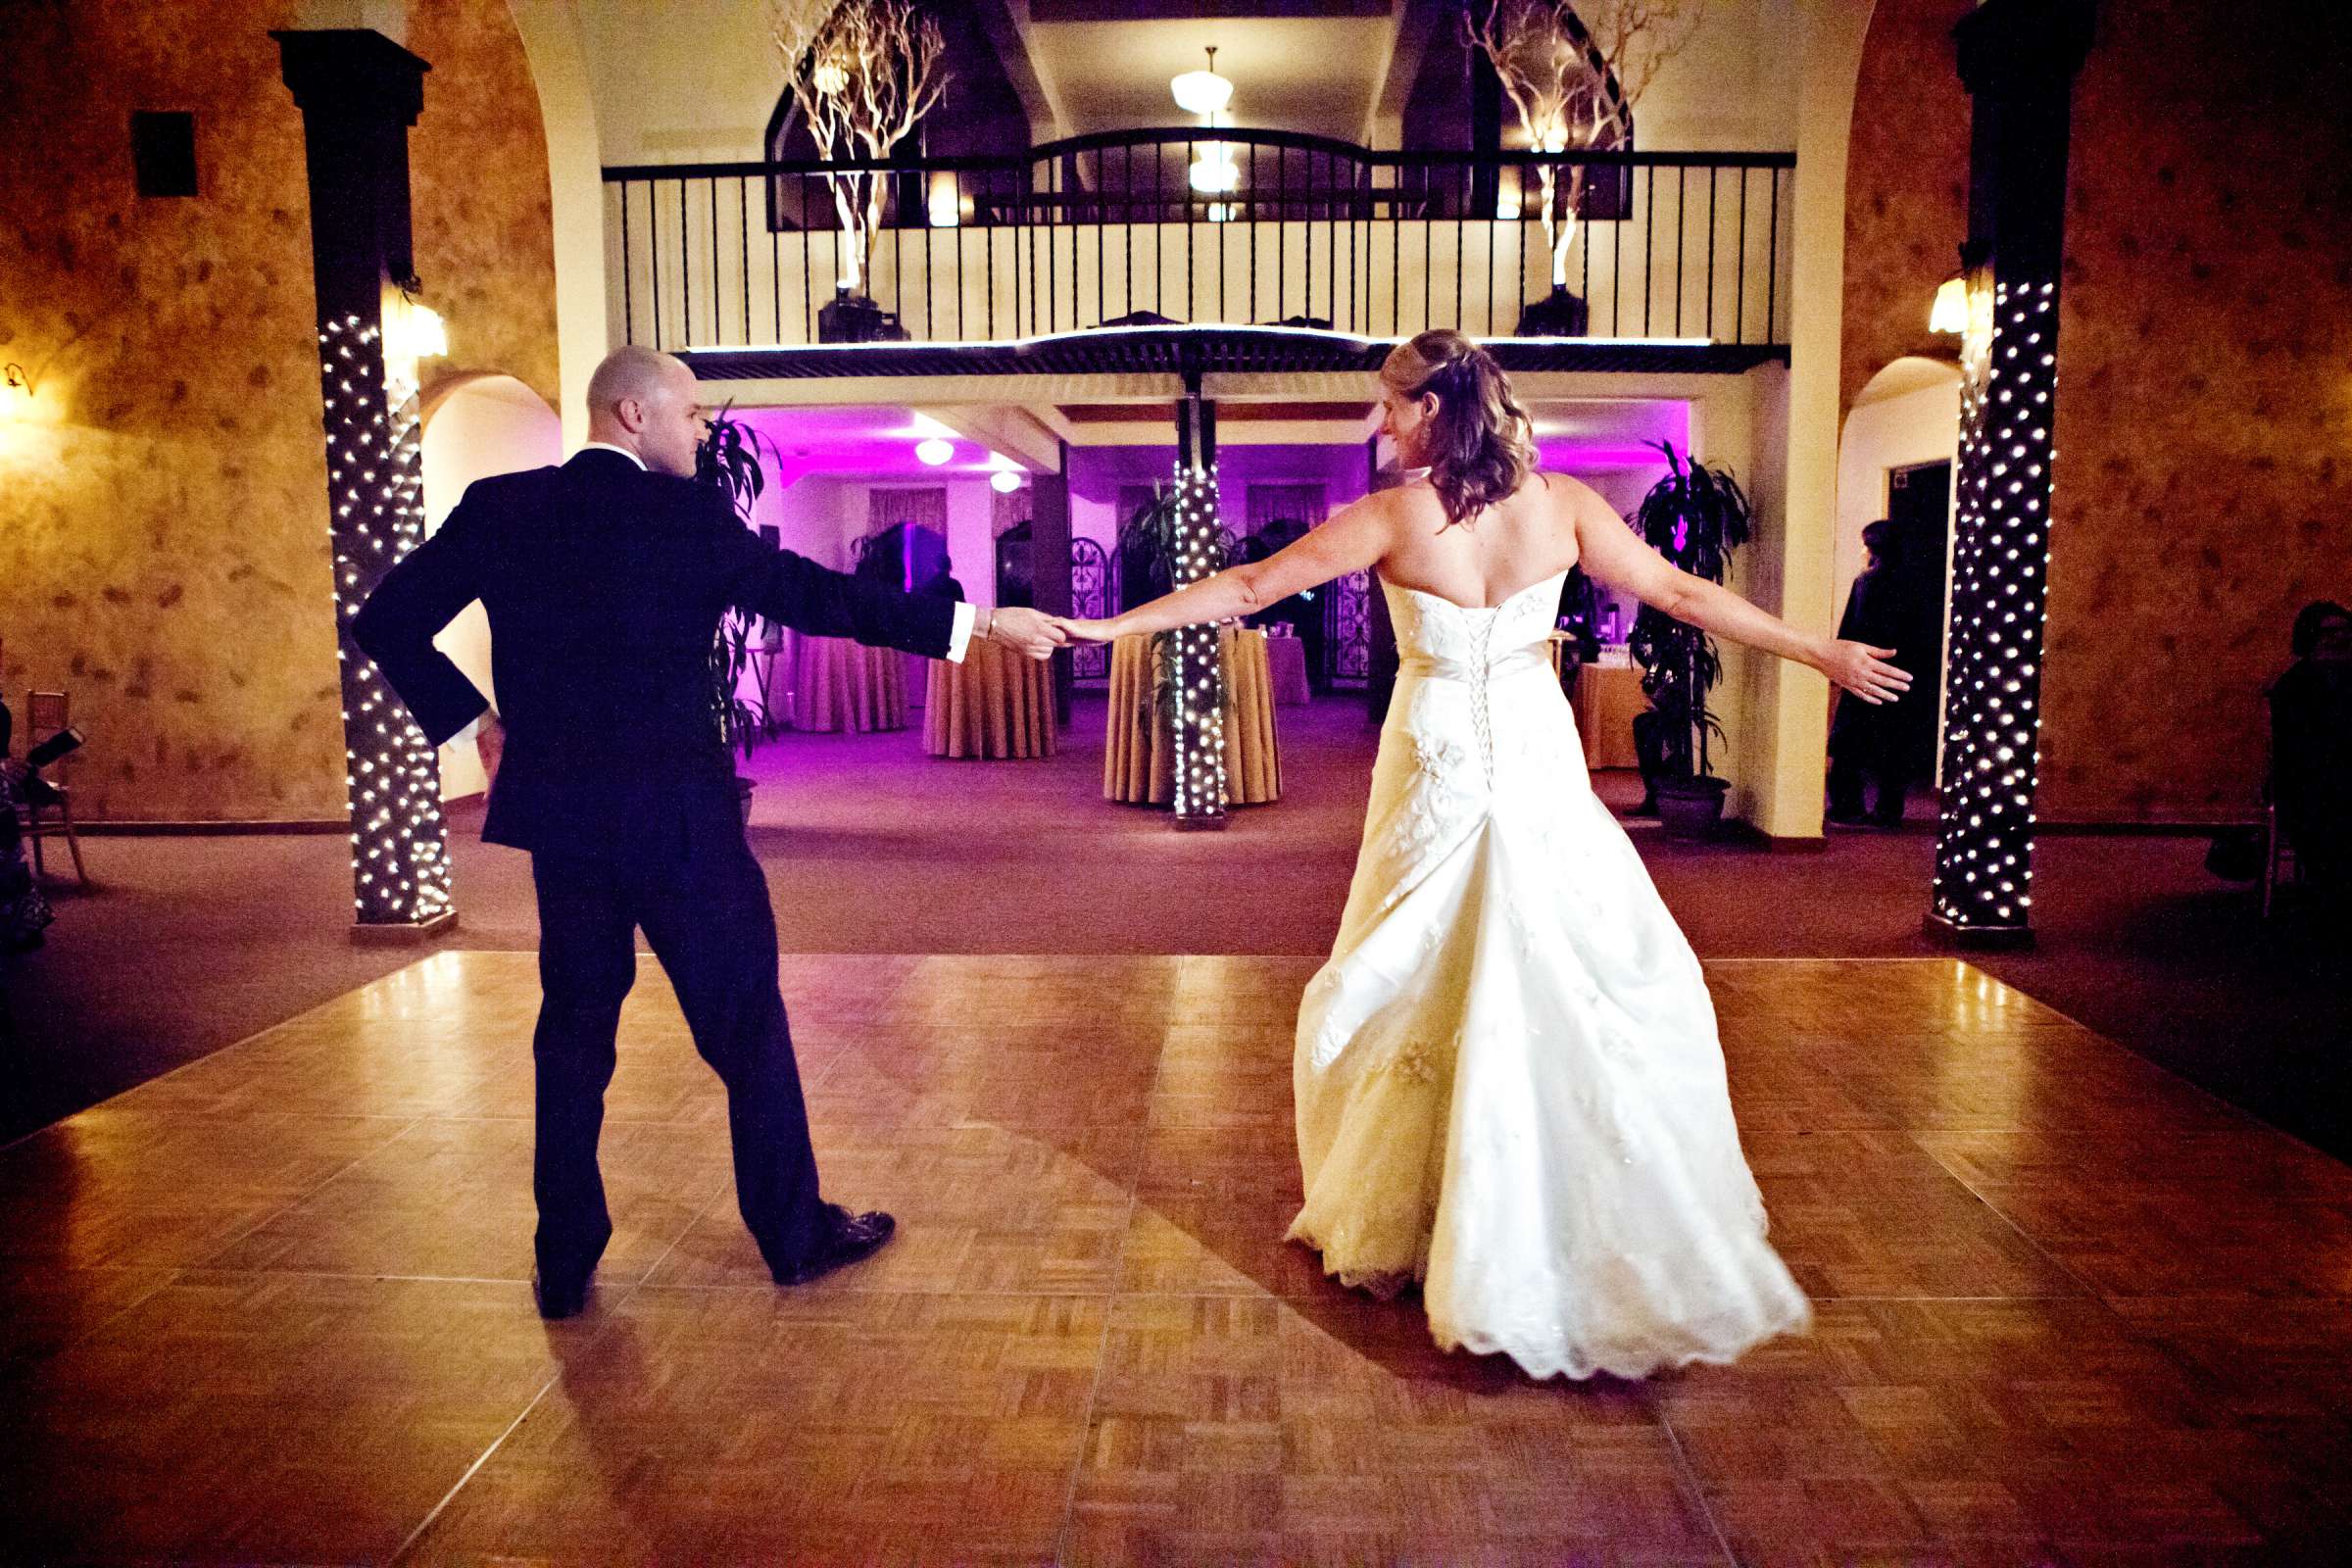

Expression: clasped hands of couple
xmin=962 ymin=607 xmax=1137 ymax=660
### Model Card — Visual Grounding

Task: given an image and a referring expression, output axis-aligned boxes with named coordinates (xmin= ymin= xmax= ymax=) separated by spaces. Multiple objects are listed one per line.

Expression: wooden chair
xmin=21 ymin=690 xmax=87 ymax=886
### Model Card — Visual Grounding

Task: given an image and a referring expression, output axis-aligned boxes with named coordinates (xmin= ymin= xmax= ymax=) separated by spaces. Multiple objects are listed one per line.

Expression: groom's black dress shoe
xmin=532 ymin=1267 xmax=591 ymax=1320
xmin=772 ymin=1206 xmax=897 ymax=1286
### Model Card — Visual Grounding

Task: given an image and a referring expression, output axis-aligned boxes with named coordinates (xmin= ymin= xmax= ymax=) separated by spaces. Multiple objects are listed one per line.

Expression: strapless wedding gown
xmin=1286 ymin=571 xmax=1810 ymax=1380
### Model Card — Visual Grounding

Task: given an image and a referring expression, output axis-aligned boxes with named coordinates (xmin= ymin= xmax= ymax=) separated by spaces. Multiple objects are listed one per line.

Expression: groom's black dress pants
xmin=529 ymin=838 xmax=826 ymax=1283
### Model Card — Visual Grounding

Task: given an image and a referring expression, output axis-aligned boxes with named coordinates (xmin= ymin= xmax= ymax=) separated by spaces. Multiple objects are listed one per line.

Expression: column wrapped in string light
xmin=277 ymin=27 xmax=452 ymax=937
xmin=1167 ymin=456 xmax=1229 ymax=828
xmin=323 ymin=309 xmax=455 ymax=928
xmin=1929 ymin=269 xmax=2049 ymax=943
xmin=1928 ymin=0 xmax=2092 ymax=948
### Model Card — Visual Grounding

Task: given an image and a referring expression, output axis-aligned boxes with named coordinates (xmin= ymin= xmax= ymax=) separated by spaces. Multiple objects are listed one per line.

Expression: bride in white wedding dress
xmin=1062 ymin=330 xmax=1912 ymax=1379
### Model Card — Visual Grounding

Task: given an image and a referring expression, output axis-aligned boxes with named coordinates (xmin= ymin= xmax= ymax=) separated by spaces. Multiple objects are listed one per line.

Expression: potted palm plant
xmin=1628 ymin=440 xmax=1751 ymax=839
xmin=696 ymin=406 xmax=776 ymax=823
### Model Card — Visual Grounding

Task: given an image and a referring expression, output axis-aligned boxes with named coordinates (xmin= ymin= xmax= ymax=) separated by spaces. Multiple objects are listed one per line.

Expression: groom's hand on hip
xmin=987 ymin=607 xmax=1068 ymax=661
xmin=475 ymin=711 xmax=507 ymax=787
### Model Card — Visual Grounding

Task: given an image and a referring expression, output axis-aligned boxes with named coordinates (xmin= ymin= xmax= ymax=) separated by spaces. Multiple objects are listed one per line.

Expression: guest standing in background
xmin=919 ymin=557 xmax=965 ymax=602
xmin=2269 ymin=599 xmax=2352 ymax=922
xmin=1828 ymin=520 xmax=1937 ymax=826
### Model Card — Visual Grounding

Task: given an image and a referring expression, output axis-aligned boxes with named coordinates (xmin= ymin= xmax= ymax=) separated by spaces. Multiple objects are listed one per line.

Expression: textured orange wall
xmin=1845 ymin=0 xmax=2352 ymax=822
xmin=0 ymin=2 xmax=558 ymax=821
xmin=1838 ymin=0 xmax=1974 ymax=419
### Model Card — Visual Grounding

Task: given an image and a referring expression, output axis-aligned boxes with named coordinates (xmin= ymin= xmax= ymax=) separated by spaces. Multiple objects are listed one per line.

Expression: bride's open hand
xmin=1820 ymin=641 xmax=1912 ymax=705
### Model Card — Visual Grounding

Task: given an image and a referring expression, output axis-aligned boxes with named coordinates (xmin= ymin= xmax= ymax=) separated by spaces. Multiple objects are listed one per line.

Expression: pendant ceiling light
xmin=1189 ymin=149 xmax=1241 ymax=193
xmin=1170 ymin=45 xmax=1232 ymax=118
xmin=915 ymin=437 xmax=955 ymax=466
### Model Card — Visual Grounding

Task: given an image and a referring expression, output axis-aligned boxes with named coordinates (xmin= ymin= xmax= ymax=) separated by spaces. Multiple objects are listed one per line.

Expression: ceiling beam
xmin=985 ymin=0 xmax=1070 ymax=141
xmin=1368 ymin=0 xmax=1454 ymax=145
xmin=912 ymin=402 xmax=1066 ymax=472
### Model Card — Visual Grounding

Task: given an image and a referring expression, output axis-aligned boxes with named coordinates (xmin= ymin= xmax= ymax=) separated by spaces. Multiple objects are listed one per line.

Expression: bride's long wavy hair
xmin=1381 ymin=329 xmax=1538 ymax=531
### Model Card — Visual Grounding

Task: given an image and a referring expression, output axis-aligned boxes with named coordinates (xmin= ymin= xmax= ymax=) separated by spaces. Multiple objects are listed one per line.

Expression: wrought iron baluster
xmin=1455 ymin=157 xmax=1466 ymax=331
xmin=1611 ymin=166 xmax=1622 ymax=336
xmin=1642 ymin=163 xmax=1655 ymax=336
xmin=620 ymin=180 xmax=635 ymax=345
xmin=1704 ymin=165 xmax=1717 ymax=342
xmin=1735 ymin=166 xmax=1747 ymax=344
xmin=1484 ymin=156 xmax=1494 ymax=335
xmin=1248 ymin=144 xmax=1257 ymax=323
xmin=1674 ymin=166 xmax=1687 ymax=338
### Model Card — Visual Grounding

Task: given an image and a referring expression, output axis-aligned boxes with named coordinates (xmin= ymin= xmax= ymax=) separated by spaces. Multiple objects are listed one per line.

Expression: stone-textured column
xmin=1928 ymin=0 xmax=2096 ymax=948
xmin=276 ymin=28 xmax=455 ymax=938
xmin=1030 ymin=439 xmax=1074 ymax=724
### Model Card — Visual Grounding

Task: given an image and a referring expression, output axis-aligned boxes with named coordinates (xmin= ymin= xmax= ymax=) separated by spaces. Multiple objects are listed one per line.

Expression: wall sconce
xmin=1930 ymin=273 xmax=1967 ymax=334
xmin=385 ymin=294 xmax=448 ymax=365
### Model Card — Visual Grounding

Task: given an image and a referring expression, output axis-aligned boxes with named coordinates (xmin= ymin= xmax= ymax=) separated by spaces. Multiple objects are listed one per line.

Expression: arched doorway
xmin=1837 ymin=355 xmax=1962 ymax=797
xmin=418 ymin=373 xmax=563 ymax=800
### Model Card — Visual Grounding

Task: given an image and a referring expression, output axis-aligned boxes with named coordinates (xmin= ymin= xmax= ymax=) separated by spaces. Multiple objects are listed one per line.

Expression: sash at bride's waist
xmin=1396 ymin=648 xmax=1556 ymax=683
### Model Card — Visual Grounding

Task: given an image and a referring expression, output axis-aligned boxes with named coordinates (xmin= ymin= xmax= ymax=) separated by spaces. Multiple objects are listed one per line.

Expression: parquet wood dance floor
xmin=2 ymin=953 xmax=2348 ymax=1564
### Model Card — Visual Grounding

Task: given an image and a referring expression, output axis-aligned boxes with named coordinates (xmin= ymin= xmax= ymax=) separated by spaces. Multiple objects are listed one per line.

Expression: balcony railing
xmin=602 ymin=129 xmax=1794 ymax=358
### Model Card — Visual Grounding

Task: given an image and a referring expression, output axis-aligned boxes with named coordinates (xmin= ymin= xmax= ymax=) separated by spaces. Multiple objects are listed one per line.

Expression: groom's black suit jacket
xmin=353 ymin=448 xmax=956 ymax=861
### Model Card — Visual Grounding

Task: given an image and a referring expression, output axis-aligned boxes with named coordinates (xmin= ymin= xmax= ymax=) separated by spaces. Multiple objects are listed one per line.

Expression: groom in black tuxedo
xmin=353 ymin=346 xmax=1063 ymax=1317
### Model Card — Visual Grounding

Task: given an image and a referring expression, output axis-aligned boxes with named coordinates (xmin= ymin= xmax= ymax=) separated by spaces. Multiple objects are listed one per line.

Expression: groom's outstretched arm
xmin=711 ymin=502 xmax=965 ymax=659
xmin=351 ymin=496 xmax=491 ymax=746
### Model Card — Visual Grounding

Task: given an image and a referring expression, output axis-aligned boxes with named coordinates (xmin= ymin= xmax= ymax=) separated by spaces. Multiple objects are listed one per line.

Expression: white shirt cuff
xmin=944 ymin=601 xmax=978 ymax=663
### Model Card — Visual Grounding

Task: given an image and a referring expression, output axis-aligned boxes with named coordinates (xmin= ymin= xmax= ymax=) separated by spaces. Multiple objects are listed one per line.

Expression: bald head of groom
xmin=585 ymin=346 xmax=708 ymax=478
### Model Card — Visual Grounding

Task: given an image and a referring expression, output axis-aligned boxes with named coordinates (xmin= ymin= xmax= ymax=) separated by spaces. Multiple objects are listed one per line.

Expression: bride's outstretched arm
xmin=1573 ymin=491 xmax=1913 ymax=706
xmin=1063 ymin=496 xmax=1394 ymax=641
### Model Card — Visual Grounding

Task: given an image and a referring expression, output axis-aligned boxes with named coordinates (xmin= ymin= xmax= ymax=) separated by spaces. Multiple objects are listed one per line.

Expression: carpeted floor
xmin=6 ymin=694 xmax=2346 ymax=1156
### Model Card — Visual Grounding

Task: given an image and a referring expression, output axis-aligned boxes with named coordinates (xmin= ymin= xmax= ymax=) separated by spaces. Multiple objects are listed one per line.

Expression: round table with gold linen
xmin=788 ymin=634 xmax=906 ymax=734
xmin=1102 ymin=627 xmax=1281 ymax=807
xmin=1570 ymin=661 xmax=1645 ymax=769
xmin=1264 ymin=631 xmax=1312 ymax=706
xmin=924 ymin=638 xmax=1058 ymax=759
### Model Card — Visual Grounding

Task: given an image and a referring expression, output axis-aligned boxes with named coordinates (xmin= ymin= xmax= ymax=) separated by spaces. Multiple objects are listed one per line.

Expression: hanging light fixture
xmin=915 ymin=436 xmax=955 ymax=466
xmin=1189 ymin=148 xmax=1241 ymax=193
xmin=1176 ymin=43 xmax=1240 ymax=196
xmin=990 ymin=468 xmax=1022 ymax=494
xmin=1170 ymin=45 xmax=1232 ymax=118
